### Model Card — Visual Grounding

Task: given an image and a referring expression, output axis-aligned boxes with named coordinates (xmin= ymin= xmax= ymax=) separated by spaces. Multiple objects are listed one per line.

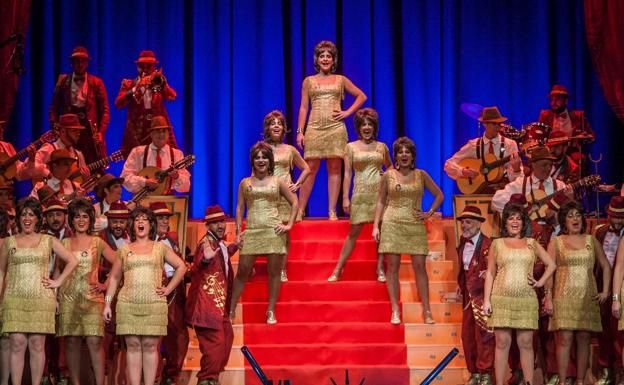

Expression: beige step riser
xmin=408 ymin=345 xmax=466 ymax=368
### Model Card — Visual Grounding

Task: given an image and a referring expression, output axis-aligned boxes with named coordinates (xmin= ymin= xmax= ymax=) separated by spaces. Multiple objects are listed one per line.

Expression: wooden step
xmin=400 ymin=281 xmax=457 ymax=302
xmin=404 ymin=323 xmax=462 ymax=345
xmin=402 ymin=303 xmax=463 ymax=323
xmin=407 ymin=345 xmax=466 ymax=368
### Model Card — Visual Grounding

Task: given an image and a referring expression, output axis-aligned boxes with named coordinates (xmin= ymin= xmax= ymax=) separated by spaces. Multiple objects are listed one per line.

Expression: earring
xmin=395 ymin=163 xmax=400 ymax=170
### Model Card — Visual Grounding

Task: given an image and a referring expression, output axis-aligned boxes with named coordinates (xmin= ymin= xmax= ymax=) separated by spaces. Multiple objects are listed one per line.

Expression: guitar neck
xmin=88 ymin=156 xmax=112 ymax=172
xmin=533 ymin=178 xmax=588 ymax=206
xmin=484 ymin=149 xmax=525 ymax=170
xmin=1 ymin=137 xmax=43 ymax=167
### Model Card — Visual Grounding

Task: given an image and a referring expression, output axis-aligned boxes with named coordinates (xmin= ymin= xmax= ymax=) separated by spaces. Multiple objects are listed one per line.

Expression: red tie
xmin=488 ymin=141 xmax=494 ymax=155
xmin=156 ymin=149 xmax=162 ymax=168
xmin=59 ymin=182 xmax=65 ymax=195
xmin=538 ymin=180 xmax=545 ymax=192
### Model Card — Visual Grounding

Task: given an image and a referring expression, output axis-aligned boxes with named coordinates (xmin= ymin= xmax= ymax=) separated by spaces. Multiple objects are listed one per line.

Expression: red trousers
xmin=597 ymin=298 xmax=623 ymax=368
xmin=462 ymin=305 xmax=495 ymax=373
xmin=195 ymin=320 xmax=234 ymax=380
xmin=44 ymin=336 xmax=68 ymax=379
xmin=161 ymin=285 xmax=190 ymax=380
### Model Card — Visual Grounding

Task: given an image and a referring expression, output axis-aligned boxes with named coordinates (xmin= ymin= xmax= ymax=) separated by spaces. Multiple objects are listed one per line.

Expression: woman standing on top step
xmin=263 ymin=110 xmax=310 ymax=283
xmin=328 ymin=108 xmax=391 ymax=283
xmin=230 ymin=142 xmax=299 ymax=325
xmin=372 ymin=137 xmax=444 ymax=325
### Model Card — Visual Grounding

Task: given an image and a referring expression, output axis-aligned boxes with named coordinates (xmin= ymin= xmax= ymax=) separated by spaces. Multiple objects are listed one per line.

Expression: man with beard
xmin=36 ymin=114 xmax=90 ymax=179
xmin=594 ymin=196 xmax=624 ymax=384
xmin=93 ymin=173 xmax=134 ymax=232
xmin=545 ymin=130 xmax=580 ymax=184
xmin=185 ymin=205 xmax=240 ymax=385
xmin=31 ymin=149 xmax=85 ymax=200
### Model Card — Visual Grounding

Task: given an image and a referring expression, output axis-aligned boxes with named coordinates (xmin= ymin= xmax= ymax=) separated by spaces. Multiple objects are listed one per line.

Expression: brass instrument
xmin=499 ymin=124 xmax=527 ymax=142
xmin=148 ymin=69 xmax=167 ymax=92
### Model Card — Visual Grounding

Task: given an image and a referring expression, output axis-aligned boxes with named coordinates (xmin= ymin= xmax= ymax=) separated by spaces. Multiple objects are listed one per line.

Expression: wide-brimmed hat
xmin=105 ymin=201 xmax=130 ymax=219
xmin=69 ymin=46 xmax=91 ymax=60
xmin=135 ymin=50 xmax=159 ymax=64
xmin=58 ymin=114 xmax=85 ymax=130
xmin=508 ymin=193 xmax=528 ymax=208
xmin=606 ymin=196 xmax=624 ymax=218
xmin=548 ymin=84 xmax=569 ymax=98
xmin=204 ymin=205 xmax=228 ymax=223
xmin=149 ymin=202 xmax=173 ymax=216
xmin=528 ymin=146 xmax=557 ymax=163
xmin=47 ymin=149 xmax=77 ymax=165
xmin=457 ymin=205 xmax=485 ymax=222
xmin=95 ymin=174 xmax=125 ymax=200
xmin=149 ymin=116 xmax=171 ymax=132
xmin=478 ymin=106 xmax=508 ymax=123
xmin=43 ymin=198 xmax=67 ymax=214
xmin=546 ymin=130 xmax=570 ymax=147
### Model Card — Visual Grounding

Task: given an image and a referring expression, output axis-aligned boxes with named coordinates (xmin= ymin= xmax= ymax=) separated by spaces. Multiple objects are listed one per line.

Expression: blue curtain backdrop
xmin=7 ymin=0 xmax=624 ymax=218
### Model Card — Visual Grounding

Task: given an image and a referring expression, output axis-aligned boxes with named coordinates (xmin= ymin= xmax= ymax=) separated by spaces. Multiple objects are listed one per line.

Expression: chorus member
xmin=230 ymin=142 xmax=298 ymax=324
xmin=328 ymin=108 xmax=390 ymax=282
xmin=121 ymin=116 xmax=190 ymax=194
xmin=372 ymin=137 xmax=444 ymax=325
xmin=455 ymin=206 xmax=495 ymax=385
xmin=0 ymin=120 xmax=44 ymax=180
xmin=31 ymin=149 xmax=83 ymax=200
xmin=482 ymin=202 xmax=556 ymax=385
xmin=115 ymin=50 xmax=177 ymax=156
xmin=0 ymin=197 xmax=78 ymax=385
xmin=296 ymin=40 xmax=367 ymax=220
xmin=0 ymin=207 xmax=10 ymax=385
xmin=58 ymin=199 xmax=119 ymax=385
xmin=185 ymin=205 xmax=240 ymax=385
xmin=150 ymin=202 xmax=189 ymax=385
xmin=444 ymin=106 xmax=522 ymax=193
xmin=263 ymin=110 xmax=310 ymax=282
xmin=547 ymin=201 xmax=610 ymax=385
xmin=102 ymin=207 xmax=187 ymax=385
xmin=36 ymin=114 xmax=89 ymax=178
xmin=49 ymin=46 xmax=110 ymax=164
xmin=595 ymin=196 xmax=624 ymax=384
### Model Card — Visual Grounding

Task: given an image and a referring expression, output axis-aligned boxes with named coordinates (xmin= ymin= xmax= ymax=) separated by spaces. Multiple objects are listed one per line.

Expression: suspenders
xmin=142 ymin=145 xmax=175 ymax=168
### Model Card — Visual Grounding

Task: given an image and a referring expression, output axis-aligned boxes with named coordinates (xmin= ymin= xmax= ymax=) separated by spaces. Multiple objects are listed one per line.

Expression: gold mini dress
xmin=303 ymin=75 xmax=347 ymax=159
xmin=272 ymin=144 xmax=297 ymax=223
xmin=58 ymin=237 xmax=107 ymax=337
xmin=346 ymin=141 xmax=388 ymax=225
xmin=549 ymin=235 xmax=601 ymax=332
xmin=1 ymin=235 xmax=56 ymax=334
xmin=240 ymin=176 xmax=287 ymax=256
xmin=488 ymin=238 xmax=539 ymax=330
xmin=378 ymin=169 xmax=429 ymax=255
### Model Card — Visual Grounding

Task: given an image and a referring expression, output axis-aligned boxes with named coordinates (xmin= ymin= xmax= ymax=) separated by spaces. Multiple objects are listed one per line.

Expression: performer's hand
xmin=332 ymin=109 xmax=348 ymax=121
xmin=372 ymin=227 xmax=380 ymax=243
xmin=156 ymin=286 xmax=171 ymax=297
xmin=127 ymin=201 xmax=137 ymax=210
xmin=170 ymin=170 xmax=179 ymax=180
xmin=145 ymin=178 xmax=159 ymax=190
xmin=296 ymin=133 xmax=305 ymax=149
xmin=563 ymin=185 xmax=574 ymax=198
xmin=26 ymin=144 xmax=37 ymax=162
xmin=482 ymin=300 xmax=492 ymax=316
xmin=235 ymin=232 xmax=244 ymax=248
xmin=89 ymin=281 xmax=107 ymax=294
xmin=42 ymin=277 xmax=62 ymax=289
xmin=289 ymin=182 xmax=301 ymax=193
xmin=414 ymin=209 xmax=431 ymax=221
xmin=510 ymin=151 xmax=522 ymax=172
xmin=613 ymin=300 xmax=622 ymax=319
xmin=103 ymin=305 xmax=113 ymax=323
xmin=527 ymin=274 xmax=543 ymax=288
xmin=342 ymin=198 xmax=351 ymax=214
xmin=275 ymin=223 xmax=292 ymax=235
xmin=461 ymin=167 xmax=479 ymax=178
xmin=75 ymin=188 xmax=85 ymax=198
xmin=80 ymin=166 xmax=91 ymax=177
xmin=542 ymin=295 xmax=553 ymax=316
xmin=595 ymin=291 xmax=609 ymax=304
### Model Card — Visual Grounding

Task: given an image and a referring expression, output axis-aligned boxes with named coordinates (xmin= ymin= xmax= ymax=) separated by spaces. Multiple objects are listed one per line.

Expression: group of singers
xmin=0 ymin=39 xmax=621 ymax=385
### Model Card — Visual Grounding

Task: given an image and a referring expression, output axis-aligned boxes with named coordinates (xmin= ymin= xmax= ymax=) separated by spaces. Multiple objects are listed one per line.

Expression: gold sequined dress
xmin=272 ymin=144 xmax=296 ymax=222
xmin=303 ymin=75 xmax=347 ymax=159
xmin=549 ymin=235 xmax=601 ymax=332
xmin=240 ymin=176 xmax=287 ymax=256
xmin=116 ymin=242 xmax=168 ymax=336
xmin=58 ymin=237 xmax=106 ymax=336
xmin=378 ymin=169 xmax=429 ymax=255
xmin=347 ymin=141 xmax=388 ymax=224
xmin=488 ymin=238 xmax=539 ymax=330
xmin=1 ymin=235 xmax=56 ymax=334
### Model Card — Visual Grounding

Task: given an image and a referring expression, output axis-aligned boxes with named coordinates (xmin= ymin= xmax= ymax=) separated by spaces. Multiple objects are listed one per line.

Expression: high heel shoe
xmin=280 ymin=270 xmax=288 ymax=282
xmin=376 ymin=268 xmax=386 ymax=283
xmin=328 ymin=209 xmax=338 ymax=221
xmin=327 ymin=268 xmax=342 ymax=282
xmin=296 ymin=210 xmax=304 ymax=222
xmin=423 ymin=310 xmax=435 ymax=324
xmin=390 ymin=310 xmax=401 ymax=325
xmin=266 ymin=310 xmax=277 ymax=325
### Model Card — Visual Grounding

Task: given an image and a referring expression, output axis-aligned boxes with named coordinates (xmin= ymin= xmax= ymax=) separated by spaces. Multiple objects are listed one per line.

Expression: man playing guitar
xmin=444 ymin=106 xmax=522 ymax=194
xmin=0 ymin=120 xmax=47 ymax=181
xmin=36 ymin=114 xmax=90 ymax=179
xmin=30 ymin=149 xmax=84 ymax=201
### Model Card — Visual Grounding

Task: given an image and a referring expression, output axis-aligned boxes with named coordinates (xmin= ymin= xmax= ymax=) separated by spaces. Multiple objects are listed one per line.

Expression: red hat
xmin=95 ymin=174 xmax=125 ymax=201
xmin=478 ymin=106 xmax=507 ymax=123
xmin=546 ymin=130 xmax=570 ymax=147
xmin=508 ymin=193 xmax=528 ymax=208
xmin=105 ymin=201 xmax=130 ymax=219
xmin=548 ymin=84 xmax=569 ymax=98
xmin=47 ymin=149 xmax=78 ymax=166
xmin=43 ymin=198 xmax=67 ymax=214
xmin=69 ymin=46 xmax=91 ymax=60
xmin=528 ymin=146 xmax=557 ymax=163
xmin=606 ymin=196 xmax=624 ymax=218
xmin=149 ymin=116 xmax=172 ymax=131
xmin=204 ymin=205 xmax=228 ymax=223
xmin=58 ymin=114 xmax=85 ymax=130
xmin=457 ymin=205 xmax=485 ymax=222
xmin=149 ymin=202 xmax=173 ymax=216
xmin=135 ymin=50 xmax=159 ymax=64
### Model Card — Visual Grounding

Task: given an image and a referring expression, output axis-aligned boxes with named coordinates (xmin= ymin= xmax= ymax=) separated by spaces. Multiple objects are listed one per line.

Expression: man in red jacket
xmin=185 ymin=205 xmax=240 ymax=385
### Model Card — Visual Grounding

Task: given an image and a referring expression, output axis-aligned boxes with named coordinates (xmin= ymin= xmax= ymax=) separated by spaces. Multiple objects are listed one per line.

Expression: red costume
xmin=114 ymin=50 xmax=177 ymax=156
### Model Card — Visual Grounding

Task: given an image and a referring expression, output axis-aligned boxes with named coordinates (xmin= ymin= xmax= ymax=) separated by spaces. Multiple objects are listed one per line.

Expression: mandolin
xmin=131 ymin=154 xmax=196 ymax=203
xmin=526 ymin=174 xmax=601 ymax=220
xmin=0 ymin=130 xmax=58 ymax=183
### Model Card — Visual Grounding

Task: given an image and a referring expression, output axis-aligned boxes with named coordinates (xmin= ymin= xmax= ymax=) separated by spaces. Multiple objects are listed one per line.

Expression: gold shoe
xmin=266 ymin=310 xmax=277 ymax=325
xmin=327 ymin=268 xmax=342 ymax=282
xmin=478 ymin=373 xmax=492 ymax=385
xmin=595 ymin=368 xmax=614 ymax=385
xmin=376 ymin=268 xmax=387 ymax=283
xmin=423 ymin=310 xmax=435 ymax=324
xmin=296 ymin=209 xmax=304 ymax=222
xmin=544 ymin=374 xmax=558 ymax=385
xmin=390 ymin=310 xmax=401 ymax=324
xmin=329 ymin=209 xmax=338 ymax=221
xmin=280 ymin=270 xmax=288 ymax=282
xmin=506 ymin=369 xmax=524 ymax=385
xmin=466 ymin=373 xmax=481 ymax=385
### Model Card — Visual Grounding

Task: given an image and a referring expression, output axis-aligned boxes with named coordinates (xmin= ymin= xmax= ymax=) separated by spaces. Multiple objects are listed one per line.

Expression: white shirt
xmin=552 ymin=109 xmax=573 ymax=137
xmin=30 ymin=177 xmax=77 ymax=199
xmin=113 ymin=234 xmax=129 ymax=249
xmin=36 ymin=140 xmax=88 ymax=176
xmin=71 ymin=73 xmax=88 ymax=107
xmin=121 ymin=144 xmax=191 ymax=193
xmin=159 ymin=237 xmax=176 ymax=278
xmin=132 ymin=81 xmax=153 ymax=109
xmin=603 ymin=228 xmax=624 ymax=267
xmin=204 ymin=233 xmax=230 ymax=278
xmin=462 ymin=232 xmax=481 ymax=271
xmin=491 ymin=175 xmax=567 ymax=214
xmin=94 ymin=200 xmax=111 ymax=232
xmin=444 ymin=134 xmax=522 ymax=181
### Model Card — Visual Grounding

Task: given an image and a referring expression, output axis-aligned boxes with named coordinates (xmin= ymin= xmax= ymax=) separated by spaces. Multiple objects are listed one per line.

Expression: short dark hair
xmin=392 ymin=136 xmax=416 ymax=169
xmin=353 ymin=108 xmax=379 ymax=140
xmin=250 ymin=141 xmax=275 ymax=176
xmin=16 ymin=197 xmax=43 ymax=233
xmin=313 ymin=40 xmax=338 ymax=73
xmin=67 ymin=198 xmax=96 ymax=235
xmin=128 ymin=206 xmax=157 ymax=241
xmin=501 ymin=202 xmax=532 ymax=238
xmin=558 ymin=200 xmax=586 ymax=235
xmin=0 ymin=206 xmax=9 ymax=238
xmin=263 ymin=110 xmax=288 ymax=143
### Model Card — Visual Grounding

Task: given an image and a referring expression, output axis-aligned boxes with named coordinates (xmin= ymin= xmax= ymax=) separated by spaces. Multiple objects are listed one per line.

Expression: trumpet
xmin=146 ymin=69 xmax=167 ymax=92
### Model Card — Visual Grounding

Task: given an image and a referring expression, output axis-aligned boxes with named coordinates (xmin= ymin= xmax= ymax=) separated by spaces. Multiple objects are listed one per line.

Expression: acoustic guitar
xmin=0 ymin=130 xmax=58 ymax=183
xmin=70 ymin=150 xmax=124 ymax=183
xmin=526 ymin=174 xmax=601 ymax=220
xmin=131 ymin=154 xmax=196 ymax=201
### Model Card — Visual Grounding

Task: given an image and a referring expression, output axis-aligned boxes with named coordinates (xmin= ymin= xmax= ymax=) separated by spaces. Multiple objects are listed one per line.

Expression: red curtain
xmin=0 ymin=0 xmax=31 ymax=123
xmin=585 ymin=0 xmax=624 ymax=124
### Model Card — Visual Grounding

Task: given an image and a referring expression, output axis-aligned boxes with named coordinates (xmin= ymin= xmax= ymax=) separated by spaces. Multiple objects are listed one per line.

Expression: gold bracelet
xmin=613 ymin=294 xmax=621 ymax=302
xmin=296 ymin=128 xmax=303 ymax=134
xmin=543 ymin=288 xmax=551 ymax=294
xmin=105 ymin=295 xmax=113 ymax=303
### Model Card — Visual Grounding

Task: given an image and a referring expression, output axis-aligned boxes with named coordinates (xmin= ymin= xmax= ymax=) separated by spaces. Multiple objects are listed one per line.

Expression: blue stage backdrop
xmin=7 ymin=0 xmax=624 ymax=218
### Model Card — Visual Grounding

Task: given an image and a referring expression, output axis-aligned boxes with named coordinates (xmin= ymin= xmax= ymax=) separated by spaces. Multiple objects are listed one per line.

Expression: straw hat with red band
xmin=478 ymin=106 xmax=508 ymax=123
xmin=105 ymin=202 xmax=130 ymax=219
xmin=149 ymin=202 xmax=173 ymax=216
xmin=58 ymin=114 xmax=85 ymax=130
xmin=43 ymin=198 xmax=67 ymax=214
xmin=606 ymin=196 xmax=624 ymax=218
xmin=135 ymin=50 xmax=159 ymax=64
xmin=47 ymin=149 xmax=78 ymax=166
xmin=548 ymin=84 xmax=569 ymax=98
xmin=204 ymin=205 xmax=228 ymax=223
xmin=457 ymin=205 xmax=485 ymax=222
xmin=69 ymin=46 xmax=91 ymax=60
xmin=546 ymin=130 xmax=570 ymax=147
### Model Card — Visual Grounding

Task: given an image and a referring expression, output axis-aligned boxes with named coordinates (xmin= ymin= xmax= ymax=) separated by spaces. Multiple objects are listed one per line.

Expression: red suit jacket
xmin=98 ymin=228 xmax=129 ymax=282
xmin=114 ymin=78 xmax=177 ymax=155
xmin=457 ymin=233 xmax=492 ymax=308
xmin=185 ymin=232 xmax=238 ymax=330
xmin=538 ymin=109 xmax=595 ymax=158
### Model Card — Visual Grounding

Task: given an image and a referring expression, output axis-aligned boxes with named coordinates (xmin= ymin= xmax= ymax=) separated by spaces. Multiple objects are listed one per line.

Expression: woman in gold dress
xmin=482 ymin=202 xmax=556 ymax=385
xmin=328 ymin=108 xmax=391 ymax=282
xmin=547 ymin=201 xmax=610 ymax=385
xmin=0 ymin=207 xmax=11 ymax=385
xmin=59 ymin=199 xmax=119 ymax=385
xmin=372 ymin=137 xmax=444 ymax=325
xmin=263 ymin=110 xmax=310 ymax=282
xmin=296 ymin=40 xmax=367 ymax=220
xmin=102 ymin=207 xmax=186 ymax=385
xmin=0 ymin=197 xmax=78 ymax=385
xmin=230 ymin=142 xmax=298 ymax=324
xmin=611 ymin=234 xmax=624 ymax=369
